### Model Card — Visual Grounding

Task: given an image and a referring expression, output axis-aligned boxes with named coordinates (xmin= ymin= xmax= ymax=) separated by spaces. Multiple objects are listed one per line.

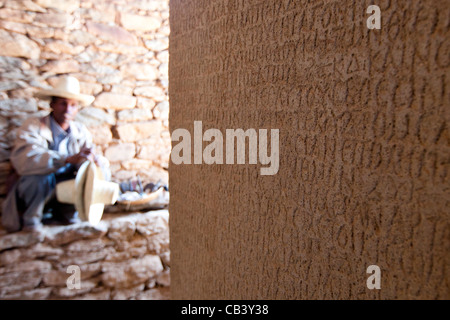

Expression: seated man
xmin=2 ymin=76 xmax=110 ymax=232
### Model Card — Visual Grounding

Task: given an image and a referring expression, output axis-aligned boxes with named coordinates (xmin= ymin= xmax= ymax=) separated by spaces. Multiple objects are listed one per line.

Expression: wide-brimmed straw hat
xmin=35 ymin=76 xmax=95 ymax=106
xmin=56 ymin=161 xmax=120 ymax=226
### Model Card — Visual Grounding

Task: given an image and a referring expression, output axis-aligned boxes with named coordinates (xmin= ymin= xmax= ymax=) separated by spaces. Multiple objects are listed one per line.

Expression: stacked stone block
xmin=0 ymin=210 xmax=170 ymax=299
xmin=0 ymin=0 xmax=171 ymax=208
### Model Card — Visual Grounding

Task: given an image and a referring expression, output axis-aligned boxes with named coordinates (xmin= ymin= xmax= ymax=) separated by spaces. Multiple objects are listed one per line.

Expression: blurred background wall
xmin=0 ymin=0 xmax=171 ymax=300
xmin=0 ymin=0 xmax=170 ymax=207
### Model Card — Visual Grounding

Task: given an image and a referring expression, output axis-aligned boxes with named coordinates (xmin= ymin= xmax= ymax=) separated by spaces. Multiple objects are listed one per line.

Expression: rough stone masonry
xmin=169 ymin=0 xmax=449 ymax=299
xmin=0 ymin=0 xmax=171 ymax=208
xmin=0 ymin=210 xmax=170 ymax=300
xmin=0 ymin=0 xmax=171 ymax=300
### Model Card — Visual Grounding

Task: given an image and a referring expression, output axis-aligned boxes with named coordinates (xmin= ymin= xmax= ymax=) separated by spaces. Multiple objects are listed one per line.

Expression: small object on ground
xmin=106 ymin=180 xmax=169 ymax=213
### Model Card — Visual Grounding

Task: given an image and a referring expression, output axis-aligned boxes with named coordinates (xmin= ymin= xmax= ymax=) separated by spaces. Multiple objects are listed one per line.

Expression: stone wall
xmin=169 ymin=0 xmax=450 ymax=299
xmin=0 ymin=0 xmax=170 ymax=202
xmin=0 ymin=210 xmax=170 ymax=299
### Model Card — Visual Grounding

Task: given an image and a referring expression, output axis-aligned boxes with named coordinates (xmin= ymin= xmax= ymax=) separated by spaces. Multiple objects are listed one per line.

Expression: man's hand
xmin=65 ymin=147 xmax=99 ymax=165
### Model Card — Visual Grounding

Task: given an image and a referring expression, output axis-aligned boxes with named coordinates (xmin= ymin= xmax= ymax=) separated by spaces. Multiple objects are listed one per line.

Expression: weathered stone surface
xmin=121 ymin=159 xmax=154 ymax=171
xmin=0 ymin=29 xmax=40 ymax=59
xmin=158 ymin=25 xmax=170 ymax=37
xmin=137 ymin=136 xmax=171 ymax=164
xmin=45 ymin=222 xmax=108 ymax=246
xmin=159 ymin=62 xmax=168 ymax=79
xmin=64 ymin=238 xmax=111 ymax=253
xmin=75 ymin=107 xmax=116 ymax=127
xmin=135 ymin=213 xmax=168 ymax=235
xmin=0 ymin=20 xmax=28 ymax=34
xmin=110 ymin=84 xmax=134 ymax=95
xmin=96 ymin=43 xmax=148 ymax=55
xmin=156 ymin=269 xmax=170 ymax=287
xmin=120 ymin=63 xmax=158 ymax=81
xmin=40 ymin=59 xmax=80 ymax=74
xmin=59 ymin=248 xmax=114 ymax=266
xmin=146 ymin=231 xmax=169 ymax=255
xmin=45 ymin=40 xmax=85 ymax=55
xmin=135 ymin=214 xmax=169 ymax=254
xmin=137 ymin=166 xmax=168 ymax=184
xmin=34 ymin=12 xmax=73 ymax=28
xmin=136 ymin=97 xmax=156 ymax=110
xmin=144 ymin=38 xmax=168 ymax=52
xmin=87 ymin=125 xmax=113 ymax=145
xmin=0 ymin=70 xmax=31 ymax=81
xmin=0 ymin=0 xmax=171 ymax=298
xmin=113 ymin=103 xmax=150 ymax=122
xmin=69 ymin=29 xmax=98 ymax=46
xmin=104 ymin=143 xmax=136 ymax=162
xmin=133 ymin=86 xmax=166 ymax=100
xmin=80 ymin=61 xmax=118 ymax=76
xmin=5 ymin=287 xmax=52 ymax=300
xmin=0 ymin=230 xmax=44 ymax=251
xmin=79 ymin=81 xmax=103 ymax=96
xmin=0 ymin=271 xmax=43 ymax=295
xmin=0 ymin=208 xmax=169 ymax=299
xmin=80 ymin=5 xmax=116 ymax=22
xmin=42 ymin=270 xmax=70 ymax=287
xmin=134 ymin=287 xmax=170 ymax=300
xmin=94 ymin=92 xmax=137 ymax=110
xmin=74 ymin=289 xmax=111 ymax=300
xmin=111 ymin=283 xmax=145 ymax=300
xmin=43 ymin=263 xmax=102 ymax=286
xmin=125 ymin=0 xmax=165 ymax=11
xmin=86 ymin=21 xmax=138 ymax=46
xmin=97 ymin=73 xmax=122 ymax=85
xmin=105 ymin=247 xmax=144 ymax=262
xmin=0 ymin=260 xmax=51 ymax=274
xmin=115 ymin=120 xmax=163 ymax=142
xmin=35 ymin=0 xmax=80 ymax=13
xmin=0 ymin=247 xmax=22 ymax=266
xmin=120 ymin=13 xmax=160 ymax=32
xmin=52 ymin=278 xmax=99 ymax=298
xmin=0 ymin=56 xmax=31 ymax=72
xmin=153 ymin=101 xmax=169 ymax=120
xmin=169 ymin=0 xmax=450 ymax=301
xmin=160 ymin=251 xmax=170 ymax=267
xmin=111 ymin=232 xmax=147 ymax=252
xmin=156 ymin=50 xmax=169 ymax=63
xmin=101 ymin=255 xmax=163 ymax=288
xmin=0 ymin=80 xmax=26 ymax=92
xmin=106 ymin=217 xmax=137 ymax=241
xmin=4 ymin=0 xmax=46 ymax=13
xmin=105 ymin=233 xmax=149 ymax=262
xmin=0 ymin=8 xmax=36 ymax=24
xmin=0 ymin=98 xmax=37 ymax=113
xmin=0 ymin=150 xmax=10 ymax=163
xmin=29 ymin=242 xmax=64 ymax=256
xmin=0 ymin=161 xmax=10 ymax=173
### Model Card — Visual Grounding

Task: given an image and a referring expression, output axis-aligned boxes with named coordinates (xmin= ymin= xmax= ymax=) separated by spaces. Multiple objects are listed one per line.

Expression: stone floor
xmin=0 ymin=209 xmax=170 ymax=300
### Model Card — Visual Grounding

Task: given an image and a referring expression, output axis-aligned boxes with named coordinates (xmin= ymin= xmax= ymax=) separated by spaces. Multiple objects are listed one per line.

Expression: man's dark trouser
xmin=17 ymin=166 xmax=78 ymax=228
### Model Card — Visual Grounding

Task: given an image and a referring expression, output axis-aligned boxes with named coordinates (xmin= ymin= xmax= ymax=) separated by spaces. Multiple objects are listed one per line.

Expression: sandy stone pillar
xmin=169 ymin=0 xmax=449 ymax=299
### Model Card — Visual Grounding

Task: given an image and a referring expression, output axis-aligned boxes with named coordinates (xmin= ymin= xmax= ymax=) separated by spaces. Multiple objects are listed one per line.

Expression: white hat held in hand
xmin=35 ymin=75 xmax=95 ymax=106
xmin=56 ymin=161 xmax=120 ymax=226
